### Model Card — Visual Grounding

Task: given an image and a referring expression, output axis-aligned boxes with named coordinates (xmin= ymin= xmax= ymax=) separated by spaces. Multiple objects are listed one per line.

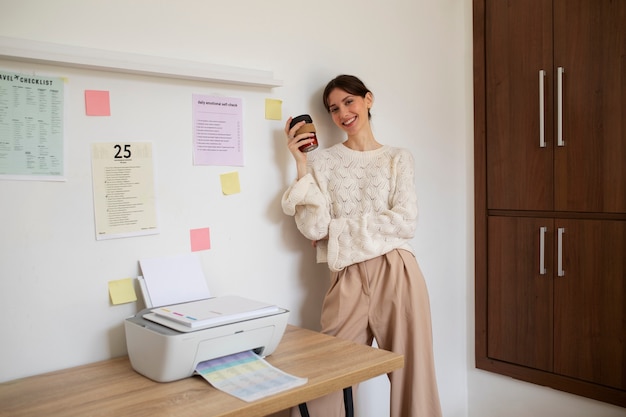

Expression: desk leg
xmin=298 ymin=387 xmax=354 ymax=417
xmin=343 ymin=387 xmax=354 ymax=417
xmin=298 ymin=403 xmax=310 ymax=417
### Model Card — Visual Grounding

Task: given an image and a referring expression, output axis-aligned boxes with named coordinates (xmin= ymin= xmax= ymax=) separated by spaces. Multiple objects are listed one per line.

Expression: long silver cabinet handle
xmin=539 ymin=226 xmax=547 ymax=274
xmin=539 ymin=70 xmax=546 ymax=148
xmin=557 ymin=67 xmax=565 ymax=147
xmin=557 ymin=227 xmax=565 ymax=276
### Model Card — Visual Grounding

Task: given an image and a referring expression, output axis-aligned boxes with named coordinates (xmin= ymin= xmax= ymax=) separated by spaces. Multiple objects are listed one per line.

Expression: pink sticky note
xmin=85 ymin=90 xmax=111 ymax=116
xmin=190 ymin=228 xmax=211 ymax=252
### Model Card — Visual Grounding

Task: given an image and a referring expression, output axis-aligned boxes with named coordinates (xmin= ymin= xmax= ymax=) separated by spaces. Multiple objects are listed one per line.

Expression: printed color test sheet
xmin=195 ymin=350 xmax=307 ymax=402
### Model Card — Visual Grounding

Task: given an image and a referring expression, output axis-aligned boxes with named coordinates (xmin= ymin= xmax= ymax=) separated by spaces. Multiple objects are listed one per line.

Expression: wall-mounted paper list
xmin=0 ymin=70 xmax=65 ymax=180
xmin=192 ymin=94 xmax=243 ymax=167
xmin=91 ymin=142 xmax=159 ymax=240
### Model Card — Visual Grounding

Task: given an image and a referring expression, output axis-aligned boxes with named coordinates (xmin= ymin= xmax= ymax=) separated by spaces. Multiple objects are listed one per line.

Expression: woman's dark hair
xmin=322 ymin=74 xmax=373 ymax=119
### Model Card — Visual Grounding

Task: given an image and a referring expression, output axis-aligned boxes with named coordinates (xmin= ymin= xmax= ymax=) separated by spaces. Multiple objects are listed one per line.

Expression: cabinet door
xmin=487 ymin=216 xmax=553 ymax=371
xmin=553 ymin=0 xmax=626 ymax=213
xmin=485 ymin=0 xmax=554 ymax=210
xmin=554 ymin=219 xmax=626 ymax=389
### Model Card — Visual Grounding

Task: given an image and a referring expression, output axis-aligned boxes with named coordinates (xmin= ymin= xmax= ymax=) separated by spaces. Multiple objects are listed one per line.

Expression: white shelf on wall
xmin=0 ymin=36 xmax=282 ymax=88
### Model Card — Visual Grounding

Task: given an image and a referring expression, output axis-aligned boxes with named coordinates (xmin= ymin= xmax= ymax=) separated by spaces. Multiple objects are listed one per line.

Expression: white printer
xmin=125 ymin=295 xmax=290 ymax=382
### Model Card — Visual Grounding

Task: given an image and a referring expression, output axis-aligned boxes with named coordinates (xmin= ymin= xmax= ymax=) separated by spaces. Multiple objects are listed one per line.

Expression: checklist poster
xmin=91 ymin=142 xmax=159 ymax=240
xmin=0 ymin=70 xmax=65 ymax=180
xmin=192 ymin=94 xmax=243 ymax=167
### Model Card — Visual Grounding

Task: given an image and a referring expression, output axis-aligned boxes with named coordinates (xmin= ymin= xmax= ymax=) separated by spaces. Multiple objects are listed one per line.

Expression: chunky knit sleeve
xmin=281 ymin=173 xmax=331 ymax=241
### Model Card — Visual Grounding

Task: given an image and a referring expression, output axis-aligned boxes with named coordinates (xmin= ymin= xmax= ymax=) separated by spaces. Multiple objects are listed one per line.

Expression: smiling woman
xmin=280 ymin=74 xmax=442 ymax=417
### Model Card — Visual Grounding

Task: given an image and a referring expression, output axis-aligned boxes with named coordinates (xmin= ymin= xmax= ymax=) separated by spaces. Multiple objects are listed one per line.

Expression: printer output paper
xmin=195 ymin=350 xmax=307 ymax=402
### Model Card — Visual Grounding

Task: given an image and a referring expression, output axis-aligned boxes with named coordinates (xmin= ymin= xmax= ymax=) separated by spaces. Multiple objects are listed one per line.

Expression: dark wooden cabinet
xmin=485 ymin=0 xmax=626 ymax=213
xmin=487 ymin=217 xmax=626 ymax=390
xmin=474 ymin=0 xmax=626 ymax=408
xmin=554 ymin=219 xmax=626 ymax=390
xmin=553 ymin=1 xmax=626 ymax=213
xmin=487 ymin=216 xmax=554 ymax=372
xmin=485 ymin=0 xmax=554 ymax=211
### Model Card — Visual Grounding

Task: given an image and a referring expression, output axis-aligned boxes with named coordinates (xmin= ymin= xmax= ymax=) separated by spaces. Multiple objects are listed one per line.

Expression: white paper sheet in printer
xmin=125 ymin=295 xmax=289 ymax=382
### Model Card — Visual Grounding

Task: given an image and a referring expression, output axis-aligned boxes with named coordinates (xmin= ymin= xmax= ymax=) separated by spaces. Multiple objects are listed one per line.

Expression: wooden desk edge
xmin=0 ymin=325 xmax=404 ymax=417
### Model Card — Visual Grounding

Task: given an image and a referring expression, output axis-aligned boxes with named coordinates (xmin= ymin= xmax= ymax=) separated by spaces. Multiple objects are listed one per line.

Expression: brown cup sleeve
xmin=296 ymin=123 xmax=316 ymax=135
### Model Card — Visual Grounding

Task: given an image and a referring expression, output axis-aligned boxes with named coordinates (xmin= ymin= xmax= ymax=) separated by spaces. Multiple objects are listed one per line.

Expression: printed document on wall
xmin=192 ymin=94 xmax=243 ymax=166
xmin=91 ymin=142 xmax=159 ymax=240
xmin=0 ymin=70 xmax=65 ymax=181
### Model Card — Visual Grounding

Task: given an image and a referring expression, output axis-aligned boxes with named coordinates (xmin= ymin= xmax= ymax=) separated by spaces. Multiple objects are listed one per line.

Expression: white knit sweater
xmin=281 ymin=143 xmax=418 ymax=272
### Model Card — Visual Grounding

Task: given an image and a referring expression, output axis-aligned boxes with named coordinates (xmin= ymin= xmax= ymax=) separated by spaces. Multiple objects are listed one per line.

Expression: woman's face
xmin=326 ymin=88 xmax=373 ymax=136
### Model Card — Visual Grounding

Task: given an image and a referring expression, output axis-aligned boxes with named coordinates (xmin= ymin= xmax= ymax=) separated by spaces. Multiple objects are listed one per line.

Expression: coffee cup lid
xmin=290 ymin=114 xmax=313 ymax=127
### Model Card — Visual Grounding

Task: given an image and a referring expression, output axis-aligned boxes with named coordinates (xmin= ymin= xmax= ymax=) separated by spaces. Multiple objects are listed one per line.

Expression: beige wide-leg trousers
xmin=291 ymin=249 xmax=442 ymax=417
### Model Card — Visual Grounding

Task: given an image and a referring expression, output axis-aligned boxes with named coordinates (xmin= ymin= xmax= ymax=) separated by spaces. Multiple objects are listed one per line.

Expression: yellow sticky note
xmin=265 ymin=98 xmax=282 ymax=120
xmin=108 ymin=278 xmax=137 ymax=305
xmin=220 ymin=171 xmax=241 ymax=195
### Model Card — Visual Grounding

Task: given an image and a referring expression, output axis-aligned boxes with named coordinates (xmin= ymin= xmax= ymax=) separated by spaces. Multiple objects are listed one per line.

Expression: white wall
xmin=0 ymin=1 xmax=623 ymax=417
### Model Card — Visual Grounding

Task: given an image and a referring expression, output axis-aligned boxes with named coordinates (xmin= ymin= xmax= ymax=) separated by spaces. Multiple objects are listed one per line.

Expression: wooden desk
xmin=0 ymin=326 xmax=403 ymax=417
